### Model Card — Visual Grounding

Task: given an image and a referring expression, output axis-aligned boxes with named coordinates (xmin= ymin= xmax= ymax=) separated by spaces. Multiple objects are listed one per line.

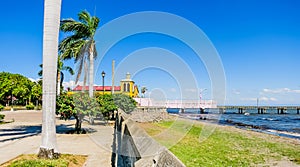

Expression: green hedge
xmin=26 ymin=104 xmax=35 ymax=110
xmin=0 ymin=114 xmax=4 ymax=120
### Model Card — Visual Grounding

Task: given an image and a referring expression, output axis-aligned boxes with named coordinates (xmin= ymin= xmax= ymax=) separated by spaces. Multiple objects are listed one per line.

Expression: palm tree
xmin=57 ymin=56 xmax=74 ymax=95
xmin=59 ymin=10 xmax=99 ymax=98
xmin=141 ymin=86 xmax=147 ymax=98
xmin=38 ymin=0 xmax=62 ymax=159
xmin=38 ymin=55 xmax=74 ymax=95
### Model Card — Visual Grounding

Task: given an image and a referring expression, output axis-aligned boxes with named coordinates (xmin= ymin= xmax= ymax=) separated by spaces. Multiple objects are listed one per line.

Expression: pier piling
xmin=257 ymin=108 xmax=265 ymax=114
xmin=238 ymin=108 xmax=244 ymax=114
xmin=297 ymin=108 xmax=299 ymax=114
xmin=277 ymin=107 xmax=285 ymax=114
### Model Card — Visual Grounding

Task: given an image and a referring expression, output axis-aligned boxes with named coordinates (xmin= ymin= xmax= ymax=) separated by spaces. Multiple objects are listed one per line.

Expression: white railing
xmin=134 ymin=98 xmax=217 ymax=108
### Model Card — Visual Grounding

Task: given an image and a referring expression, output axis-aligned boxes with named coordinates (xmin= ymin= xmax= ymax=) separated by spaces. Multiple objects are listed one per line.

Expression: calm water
xmin=167 ymin=108 xmax=300 ymax=139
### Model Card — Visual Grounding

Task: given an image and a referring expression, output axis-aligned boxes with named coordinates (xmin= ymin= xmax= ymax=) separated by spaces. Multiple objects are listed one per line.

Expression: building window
xmin=127 ymin=83 xmax=130 ymax=92
xmin=123 ymin=83 xmax=126 ymax=92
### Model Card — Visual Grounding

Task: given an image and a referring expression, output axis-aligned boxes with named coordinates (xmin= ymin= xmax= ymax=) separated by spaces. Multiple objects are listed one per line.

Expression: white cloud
xmin=28 ymin=78 xmax=41 ymax=82
xmin=62 ymin=80 xmax=78 ymax=89
xmin=185 ymin=88 xmax=197 ymax=93
xmin=241 ymin=97 xmax=278 ymax=102
xmin=269 ymin=97 xmax=278 ymax=101
xmin=241 ymin=97 xmax=257 ymax=101
xmin=169 ymin=88 xmax=177 ymax=92
xmin=262 ymin=88 xmax=300 ymax=94
xmin=232 ymin=89 xmax=240 ymax=95
xmin=259 ymin=97 xmax=278 ymax=102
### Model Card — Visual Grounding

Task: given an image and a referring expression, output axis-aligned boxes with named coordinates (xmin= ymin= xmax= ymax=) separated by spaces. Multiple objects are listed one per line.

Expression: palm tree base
xmin=38 ymin=147 xmax=60 ymax=159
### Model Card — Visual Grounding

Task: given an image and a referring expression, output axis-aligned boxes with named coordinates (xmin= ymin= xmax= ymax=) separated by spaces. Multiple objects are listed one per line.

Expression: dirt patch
xmin=256 ymin=158 xmax=300 ymax=167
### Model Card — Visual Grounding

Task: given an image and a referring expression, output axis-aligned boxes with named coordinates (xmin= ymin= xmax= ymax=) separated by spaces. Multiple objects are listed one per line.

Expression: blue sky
xmin=0 ymin=0 xmax=300 ymax=105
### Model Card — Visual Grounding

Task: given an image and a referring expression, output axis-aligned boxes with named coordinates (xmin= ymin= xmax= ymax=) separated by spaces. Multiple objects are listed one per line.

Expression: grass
xmin=139 ymin=120 xmax=300 ymax=167
xmin=0 ymin=154 xmax=87 ymax=167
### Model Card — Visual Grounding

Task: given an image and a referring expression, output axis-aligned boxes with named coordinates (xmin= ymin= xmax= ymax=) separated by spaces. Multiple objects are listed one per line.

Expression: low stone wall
xmin=129 ymin=107 xmax=172 ymax=123
xmin=112 ymin=110 xmax=186 ymax=167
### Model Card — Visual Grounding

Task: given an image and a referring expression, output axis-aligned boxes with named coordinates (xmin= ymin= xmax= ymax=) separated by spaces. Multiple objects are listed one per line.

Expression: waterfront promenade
xmin=0 ymin=110 xmax=113 ymax=166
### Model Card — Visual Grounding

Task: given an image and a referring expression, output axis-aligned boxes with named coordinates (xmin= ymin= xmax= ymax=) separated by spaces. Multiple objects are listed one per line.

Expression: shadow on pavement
xmin=0 ymin=124 xmax=95 ymax=142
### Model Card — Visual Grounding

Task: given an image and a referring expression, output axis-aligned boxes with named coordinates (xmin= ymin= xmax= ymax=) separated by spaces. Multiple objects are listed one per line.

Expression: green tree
xmin=96 ymin=94 xmax=118 ymax=120
xmin=59 ymin=10 xmax=100 ymax=98
xmin=113 ymin=94 xmax=137 ymax=113
xmin=0 ymin=72 xmax=34 ymax=106
xmin=31 ymin=80 xmax=42 ymax=107
xmin=56 ymin=92 xmax=100 ymax=133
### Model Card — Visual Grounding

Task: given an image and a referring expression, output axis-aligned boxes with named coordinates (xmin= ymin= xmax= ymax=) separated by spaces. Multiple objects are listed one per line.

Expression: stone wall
xmin=112 ymin=110 xmax=186 ymax=167
xmin=129 ymin=107 xmax=172 ymax=123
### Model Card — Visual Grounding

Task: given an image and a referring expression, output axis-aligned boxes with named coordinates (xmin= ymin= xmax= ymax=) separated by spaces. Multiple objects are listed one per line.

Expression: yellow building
xmin=72 ymin=73 xmax=139 ymax=98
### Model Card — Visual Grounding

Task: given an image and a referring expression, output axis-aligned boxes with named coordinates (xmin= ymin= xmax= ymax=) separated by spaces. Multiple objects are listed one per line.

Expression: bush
xmin=0 ymin=104 xmax=3 ymax=111
xmin=26 ymin=104 xmax=35 ymax=110
xmin=0 ymin=114 xmax=5 ymax=120
xmin=35 ymin=105 xmax=42 ymax=110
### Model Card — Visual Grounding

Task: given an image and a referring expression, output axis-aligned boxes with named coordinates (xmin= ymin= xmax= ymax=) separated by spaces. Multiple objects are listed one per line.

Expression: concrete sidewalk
xmin=0 ymin=110 xmax=114 ymax=166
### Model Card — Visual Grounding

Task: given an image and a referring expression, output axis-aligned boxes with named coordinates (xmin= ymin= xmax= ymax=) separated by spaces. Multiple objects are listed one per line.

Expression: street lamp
xmin=101 ymin=71 xmax=105 ymax=94
xmin=199 ymin=88 xmax=207 ymax=109
xmin=199 ymin=89 xmax=207 ymax=101
xmin=11 ymin=81 xmax=14 ymax=111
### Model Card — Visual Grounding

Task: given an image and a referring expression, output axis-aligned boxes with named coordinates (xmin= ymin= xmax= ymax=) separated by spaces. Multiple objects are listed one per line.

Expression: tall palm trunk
xmin=38 ymin=0 xmax=61 ymax=159
xmin=88 ymin=43 xmax=94 ymax=98
xmin=88 ymin=43 xmax=95 ymax=124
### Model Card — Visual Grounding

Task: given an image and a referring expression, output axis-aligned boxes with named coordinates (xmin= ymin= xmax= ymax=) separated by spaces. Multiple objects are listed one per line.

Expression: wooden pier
xmin=218 ymin=106 xmax=300 ymax=114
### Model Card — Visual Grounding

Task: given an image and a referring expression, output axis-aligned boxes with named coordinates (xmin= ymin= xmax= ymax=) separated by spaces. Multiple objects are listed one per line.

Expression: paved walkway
xmin=0 ymin=110 xmax=114 ymax=166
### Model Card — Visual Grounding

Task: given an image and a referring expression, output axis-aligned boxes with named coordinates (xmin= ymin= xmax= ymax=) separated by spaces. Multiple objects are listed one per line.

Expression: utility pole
xmin=112 ymin=60 xmax=115 ymax=94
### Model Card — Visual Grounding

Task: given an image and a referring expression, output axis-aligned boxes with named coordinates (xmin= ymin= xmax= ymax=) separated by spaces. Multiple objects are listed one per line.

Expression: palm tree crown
xmin=59 ymin=10 xmax=99 ymax=97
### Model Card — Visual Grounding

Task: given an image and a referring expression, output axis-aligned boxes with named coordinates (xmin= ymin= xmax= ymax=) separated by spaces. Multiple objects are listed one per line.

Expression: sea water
xmin=167 ymin=108 xmax=300 ymax=139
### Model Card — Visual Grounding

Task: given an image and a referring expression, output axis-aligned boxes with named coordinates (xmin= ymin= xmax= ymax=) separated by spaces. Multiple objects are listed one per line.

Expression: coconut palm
xmin=141 ymin=86 xmax=147 ymax=98
xmin=59 ymin=10 xmax=99 ymax=98
xmin=38 ymin=55 xmax=74 ymax=95
xmin=38 ymin=0 xmax=62 ymax=159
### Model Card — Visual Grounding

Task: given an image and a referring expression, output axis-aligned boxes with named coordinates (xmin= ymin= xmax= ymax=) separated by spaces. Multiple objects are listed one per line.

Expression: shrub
xmin=0 ymin=114 xmax=4 ymax=120
xmin=0 ymin=104 xmax=4 ymax=111
xmin=35 ymin=105 xmax=42 ymax=110
xmin=112 ymin=94 xmax=137 ymax=113
xmin=26 ymin=104 xmax=35 ymax=110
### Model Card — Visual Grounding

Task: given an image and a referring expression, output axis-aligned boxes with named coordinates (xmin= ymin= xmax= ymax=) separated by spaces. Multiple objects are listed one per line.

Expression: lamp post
xmin=199 ymin=88 xmax=207 ymax=108
xmin=101 ymin=71 xmax=105 ymax=95
xmin=11 ymin=82 xmax=14 ymax=111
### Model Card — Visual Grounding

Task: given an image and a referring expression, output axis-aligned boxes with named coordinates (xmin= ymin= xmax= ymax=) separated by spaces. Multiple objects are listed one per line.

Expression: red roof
xmin=73 ymin=85 xmax=121 ymax=91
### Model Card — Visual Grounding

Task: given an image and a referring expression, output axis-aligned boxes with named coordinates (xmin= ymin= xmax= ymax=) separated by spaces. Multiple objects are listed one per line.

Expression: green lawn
xmin=139 ymin=120 xmax=300 ymax=167
xmin=1 ymin=154 xmax=87 ymax=167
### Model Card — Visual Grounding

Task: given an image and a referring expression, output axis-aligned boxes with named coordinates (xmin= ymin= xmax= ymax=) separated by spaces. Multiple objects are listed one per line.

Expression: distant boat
xmin=244 ymin=112 xmax=250 ymax=116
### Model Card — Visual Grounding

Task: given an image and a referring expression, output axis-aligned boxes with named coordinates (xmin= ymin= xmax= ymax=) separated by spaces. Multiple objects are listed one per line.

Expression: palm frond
xmin=60 ymin=19 xmax=89 ymax=34
xmin=78 ymin=10 xmax=91 ymax=25
xmin=91 ymin=17 xmax=100 ymax=34
xmin=62 ymin=66 xmax=75 ymax=75
xmin=38 ymin=64 xmax=43 ymax=77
